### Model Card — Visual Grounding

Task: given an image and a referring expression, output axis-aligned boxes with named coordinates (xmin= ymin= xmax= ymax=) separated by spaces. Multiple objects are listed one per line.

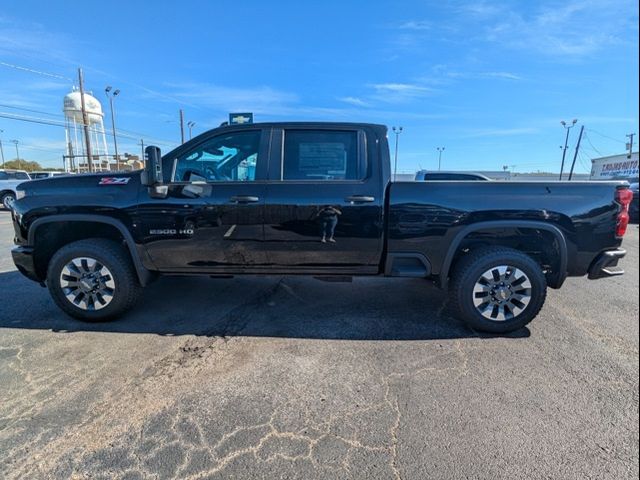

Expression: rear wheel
xmin=450 ymin=247 xmax=547 ymax=333
xmin=47 ymin=238 xmax=142 ymax=321
xmin=1 ymin=192 xmax=16 ymax=210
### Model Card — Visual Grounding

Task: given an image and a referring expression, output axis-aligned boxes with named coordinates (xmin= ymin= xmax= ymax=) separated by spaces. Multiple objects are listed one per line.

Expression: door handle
xmin=345 ymin=195 xmax=375 ymax=203
xmin=229 ymin=195 xmax=260 ymax=204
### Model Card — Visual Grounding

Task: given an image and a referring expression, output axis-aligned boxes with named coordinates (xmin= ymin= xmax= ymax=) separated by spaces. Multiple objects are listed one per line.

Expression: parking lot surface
xmin=0 ymin=210 xmax=638 ymax=479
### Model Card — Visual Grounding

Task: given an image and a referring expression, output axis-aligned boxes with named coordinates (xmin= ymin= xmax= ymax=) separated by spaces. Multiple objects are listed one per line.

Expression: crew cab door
xmin=262 ymin=127 xmax=384 ymax=273
xmin=137 ymin=128 xmax=269 ymax=271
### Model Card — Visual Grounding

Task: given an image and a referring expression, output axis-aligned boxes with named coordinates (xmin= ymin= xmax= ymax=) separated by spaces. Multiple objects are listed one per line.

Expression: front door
xmin=262 ymin=127 xmax=384 ymax=273
xmin=137 ymin=128 xmax=269 ymax=271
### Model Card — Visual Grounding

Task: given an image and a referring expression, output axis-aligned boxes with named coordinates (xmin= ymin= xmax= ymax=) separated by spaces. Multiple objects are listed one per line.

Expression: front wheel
xmin=450 ymin=247 xmax=547 ymax=333
xmin=47 ymin=239 xmax=142 ymax=321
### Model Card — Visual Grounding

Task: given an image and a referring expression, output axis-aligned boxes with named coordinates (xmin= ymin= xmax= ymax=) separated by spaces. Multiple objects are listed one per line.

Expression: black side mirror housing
xmin=141 ymin=146 xmax=163 ymax=186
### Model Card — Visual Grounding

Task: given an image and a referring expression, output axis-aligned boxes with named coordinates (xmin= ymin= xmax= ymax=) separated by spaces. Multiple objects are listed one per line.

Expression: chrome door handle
xmin=229 ymin=195 xmax=260 ymax=204
xmin=345 ymin=195 xmax=375 ymax=203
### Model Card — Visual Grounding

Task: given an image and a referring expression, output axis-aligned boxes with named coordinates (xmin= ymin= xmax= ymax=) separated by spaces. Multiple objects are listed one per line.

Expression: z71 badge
xmin=99 ymin=177 xmax=131 ymax=185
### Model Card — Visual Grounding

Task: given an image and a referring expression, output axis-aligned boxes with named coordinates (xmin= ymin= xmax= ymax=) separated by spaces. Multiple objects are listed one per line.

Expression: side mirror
xmin=141 ymin=146 xmax=163 ymax=186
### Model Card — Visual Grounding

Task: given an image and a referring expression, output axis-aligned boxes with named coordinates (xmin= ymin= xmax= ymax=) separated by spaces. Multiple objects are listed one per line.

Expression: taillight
xmin=615 ymin=188 xmax=633 ymax=237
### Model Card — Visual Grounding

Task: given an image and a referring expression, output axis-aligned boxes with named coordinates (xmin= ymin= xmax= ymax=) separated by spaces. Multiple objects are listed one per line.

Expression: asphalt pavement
xmin=0 ymin=210 xmax=638 ymax=479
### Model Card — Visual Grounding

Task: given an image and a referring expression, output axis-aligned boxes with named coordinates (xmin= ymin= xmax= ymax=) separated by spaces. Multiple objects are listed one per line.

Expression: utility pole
xmin=66 ymin=137 xmax=74 ymax=172
xmin=140 ymin=139 xmax=145 ymax=160
xmin=105 ymin=86 xmax=120 ymax=170
xmin=0 ymin=129 xmax=5 ymax=169
xmin=559 ymin=118 xmax=577 ymax=180
xmin=437 ymin=147 xmax=445 ymax=171
xmin=626 ymin=133 xmax=635 ymax=158
xmin=78 ymin=68 xmax=93 ymax=172
xmin=392 ymin=126 xmax=403 ymax=181
xmin=568 ymin=125 xmax=584 ymax=181
xmin=179 ymin=109 xmax=185 ymax=144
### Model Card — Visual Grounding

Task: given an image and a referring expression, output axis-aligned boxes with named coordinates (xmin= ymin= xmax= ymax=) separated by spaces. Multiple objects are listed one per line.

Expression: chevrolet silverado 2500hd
xmin=10 ymin=122 xmax=633 ymax=333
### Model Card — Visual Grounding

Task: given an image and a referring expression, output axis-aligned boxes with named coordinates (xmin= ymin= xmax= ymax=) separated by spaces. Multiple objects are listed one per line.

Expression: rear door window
xmin=282 ymin=130 xmax=363 ymax=181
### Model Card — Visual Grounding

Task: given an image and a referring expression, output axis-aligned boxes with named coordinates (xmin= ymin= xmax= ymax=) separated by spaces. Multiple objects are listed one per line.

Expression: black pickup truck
xmin=10 ymin=122 xmax=633 ymax=333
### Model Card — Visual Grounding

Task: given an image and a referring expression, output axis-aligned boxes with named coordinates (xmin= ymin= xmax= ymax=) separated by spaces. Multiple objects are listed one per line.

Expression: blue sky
xmin=0 ymin=0 xmax=638 ymax=173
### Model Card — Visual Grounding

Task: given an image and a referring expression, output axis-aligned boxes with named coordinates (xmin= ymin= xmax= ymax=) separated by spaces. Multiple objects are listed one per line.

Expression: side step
xmin=385 ymin=253 xmax=432 ymax=278
xmin=313 ymin=276 xmax=353 ymax=283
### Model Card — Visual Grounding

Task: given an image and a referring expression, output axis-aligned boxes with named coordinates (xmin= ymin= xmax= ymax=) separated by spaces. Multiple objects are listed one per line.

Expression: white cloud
xmin=465 ymin=127 xmax=540 ymax=137
xmin=473 ymin=0 xmax=635 ymax=57
xmin=0 ymin=18 xmax=75 ymax=65
xmin=457 ymin=1 xmax=505 ymax=17
xmin=478 ymin=72 xmax=523 ymax=81
xmin=369 ymin=83 xmax=438 ymax=103
xmin=398 ymin=20 xmax=432 ymax=31
xmin=338 ymin=96 xmax=371 ymax=107
xmin=166 ymin=83 xmax=299 ymax=115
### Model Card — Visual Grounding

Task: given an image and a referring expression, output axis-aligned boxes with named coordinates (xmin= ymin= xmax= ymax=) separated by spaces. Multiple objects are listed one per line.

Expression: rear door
xmin=262 ymin=126 xmax=384 ymax=273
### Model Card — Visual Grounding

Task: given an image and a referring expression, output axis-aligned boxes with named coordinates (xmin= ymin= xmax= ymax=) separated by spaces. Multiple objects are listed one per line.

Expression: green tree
xmin=2 ymin=159 xmax=43 ymax=172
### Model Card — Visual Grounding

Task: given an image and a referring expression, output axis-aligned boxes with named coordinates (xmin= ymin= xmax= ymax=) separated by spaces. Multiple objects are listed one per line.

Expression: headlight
xmin=16 ymin=190 xmax=26 ymax=200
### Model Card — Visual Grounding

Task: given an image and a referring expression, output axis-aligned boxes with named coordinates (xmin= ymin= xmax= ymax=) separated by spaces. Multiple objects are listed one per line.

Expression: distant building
xmin=590 ymin=152 xmax=639 ymax=181
xmin=406 ymin=170 xmax=592 ymax=182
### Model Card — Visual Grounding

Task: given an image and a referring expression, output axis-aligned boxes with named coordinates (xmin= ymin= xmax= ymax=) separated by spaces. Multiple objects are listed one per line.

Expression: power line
xmin=0 ymin=103 xmax=60 ymax=118
xmin=585 ymin=128 xmax=626 ymax=144
xmin=583 ymin=132 xmax=603 ymax=156
xmin=0 ymin=111 xmax=67 ymax=128
xmin=0 ymin=111 xmax=176 ymax=147
xmin=577 ymin=151 xmax=591 ymax=173
xmin=0 ymin=61 xmax=73 ymax=81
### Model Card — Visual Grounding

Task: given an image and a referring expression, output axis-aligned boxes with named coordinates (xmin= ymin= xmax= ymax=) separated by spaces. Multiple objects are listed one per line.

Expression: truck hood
xmin=17 ymin=171 xmax=140 ymax=193
xmin=14 ymin=171 xmax=142 ymax=211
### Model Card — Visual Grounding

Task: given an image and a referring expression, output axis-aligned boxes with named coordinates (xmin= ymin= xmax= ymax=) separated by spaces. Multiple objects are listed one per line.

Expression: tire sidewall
xmin=456 ymin=251 xmax=546 ymax=332
xmin=47 ymin=242 xmax=132 ymax=321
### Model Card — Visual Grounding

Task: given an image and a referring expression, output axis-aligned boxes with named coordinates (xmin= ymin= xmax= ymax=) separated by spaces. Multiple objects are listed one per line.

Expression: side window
xmin=283 ymin=130 xmax=362 ymax=181
xmin=172 ymin=130 xmax=261 ymax=183
xmin=16 ymin=172 xmax=30 ymax=180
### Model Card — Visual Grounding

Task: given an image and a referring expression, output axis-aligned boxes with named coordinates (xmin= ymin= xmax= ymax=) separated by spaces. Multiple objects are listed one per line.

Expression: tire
xmin=450 ymin=247 xmax=547 ymax=333
xmin=47 ymin=238 xmax=142 ymax=322
xmin=1 ymin=192 xmax=16 ymax=210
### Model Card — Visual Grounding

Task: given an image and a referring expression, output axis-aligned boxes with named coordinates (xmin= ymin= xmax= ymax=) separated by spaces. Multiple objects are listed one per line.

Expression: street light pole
xmin=187 ymin=121 xmax=196 ymax=140
xmin=0 ymin=129 xmax=5 ymax=169
xmin=12 ymin=140 xmax=20 ymax=170
xmin=392 ymin=126 xmax=403 ymax=181
xmin=437 ymin=147 xmax=445 ymax=171
xmin=105 ymin=86 xmax=120 ymax=171
xmin=559 ymin=119 xmax=577 ymax=180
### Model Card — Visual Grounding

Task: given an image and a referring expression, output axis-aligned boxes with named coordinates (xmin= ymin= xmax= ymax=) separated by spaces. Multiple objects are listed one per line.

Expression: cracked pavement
xmin=0 ymin=211 xmax=638 ymax=479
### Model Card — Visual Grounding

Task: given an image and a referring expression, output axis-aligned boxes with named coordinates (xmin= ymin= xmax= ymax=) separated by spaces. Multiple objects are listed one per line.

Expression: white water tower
xmin=63 ymin=88 xmax=110 ymax=172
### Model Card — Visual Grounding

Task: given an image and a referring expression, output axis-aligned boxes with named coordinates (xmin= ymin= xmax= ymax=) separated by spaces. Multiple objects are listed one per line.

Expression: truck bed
xmin=387 ymin=180 xmax=625 ymax=281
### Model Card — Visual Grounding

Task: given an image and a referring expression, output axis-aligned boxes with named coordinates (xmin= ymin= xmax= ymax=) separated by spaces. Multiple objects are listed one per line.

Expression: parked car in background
xmin=630 ymin=182 xmax=639 ymax=223
xmin=415 ymin=170 xmax=491 ymax=181
xmin=0 ymin=169 xmax=31 ymax=210
xmin=29 ymin=171 xmax=68 ymax=179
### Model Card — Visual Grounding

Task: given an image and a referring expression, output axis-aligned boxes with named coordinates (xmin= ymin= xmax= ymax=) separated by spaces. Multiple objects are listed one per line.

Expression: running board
xmin=313 ymin=276 xmax=353 ymax=283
